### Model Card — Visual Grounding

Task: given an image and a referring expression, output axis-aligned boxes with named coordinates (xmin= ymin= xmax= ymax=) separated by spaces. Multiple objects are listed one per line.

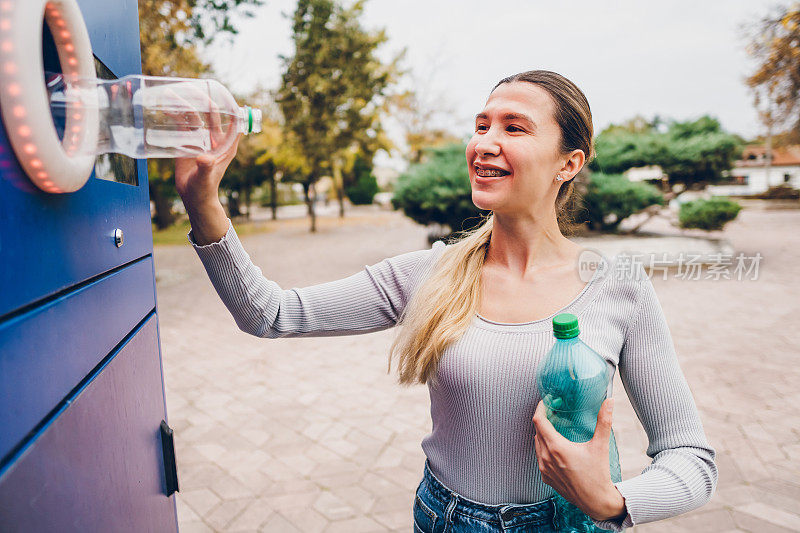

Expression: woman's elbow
xmin=232 ymin=315 xmax=276 ymax=338
xmin=700 ymin=452 xmax=719 ymax=504
xmin=690 ymin=446 xmax=718 ymax=508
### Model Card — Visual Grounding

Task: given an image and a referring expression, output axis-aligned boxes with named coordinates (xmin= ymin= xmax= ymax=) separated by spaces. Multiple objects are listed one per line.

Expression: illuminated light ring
xmin=0 ymin=0 xmax=97 ymax=193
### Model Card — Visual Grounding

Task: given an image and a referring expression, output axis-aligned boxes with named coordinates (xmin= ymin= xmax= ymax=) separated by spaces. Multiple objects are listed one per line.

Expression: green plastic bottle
xmin=536 ymin=313 xmax=623 ymax=533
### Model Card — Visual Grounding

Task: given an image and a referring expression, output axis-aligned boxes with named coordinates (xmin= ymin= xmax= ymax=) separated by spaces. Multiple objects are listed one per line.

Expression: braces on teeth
xmin=476 ymin=168 xmax=507 ymax=177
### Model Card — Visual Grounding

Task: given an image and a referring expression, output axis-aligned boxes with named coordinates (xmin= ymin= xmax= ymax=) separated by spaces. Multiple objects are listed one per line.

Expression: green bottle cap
xmin=553 ymin=313 xmax=580 ymax=339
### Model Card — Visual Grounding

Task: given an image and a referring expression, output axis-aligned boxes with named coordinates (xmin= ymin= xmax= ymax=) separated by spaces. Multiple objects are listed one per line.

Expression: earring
xmin=555 ymin=174 xmax=564 ymax=182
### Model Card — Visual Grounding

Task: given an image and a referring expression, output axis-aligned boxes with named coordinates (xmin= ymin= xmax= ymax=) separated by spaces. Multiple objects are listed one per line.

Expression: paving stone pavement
xmin=153 ymin=204 xmax=800 ymax=532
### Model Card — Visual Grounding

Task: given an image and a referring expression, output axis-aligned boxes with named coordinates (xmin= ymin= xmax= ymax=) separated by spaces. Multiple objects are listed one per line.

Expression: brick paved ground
xmin=153 ymin=203 xmax=800 ymax=532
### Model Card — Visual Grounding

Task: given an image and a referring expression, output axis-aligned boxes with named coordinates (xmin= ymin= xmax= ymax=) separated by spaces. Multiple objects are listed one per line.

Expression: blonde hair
xmin=389 ymin=70 xmax=593 ymax=386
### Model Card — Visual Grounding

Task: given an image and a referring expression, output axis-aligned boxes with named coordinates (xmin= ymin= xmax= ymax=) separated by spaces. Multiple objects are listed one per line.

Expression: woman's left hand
xmin=532 ymin=398 xmax=627 ymax=522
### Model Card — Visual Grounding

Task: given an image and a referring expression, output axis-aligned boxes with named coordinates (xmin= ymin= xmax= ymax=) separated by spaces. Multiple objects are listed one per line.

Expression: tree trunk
xmin=620 ymin=205 xmax=663 ymax=235
xmin=334 ymin=162 xmax=345 ymax=218
xmin=765 ymin=112 xmax=773 ymax=187
xmin=149 ymin=181 xmax=177 ymax=230
xmin=226 ymin=191 xmax=241 ymax=218
xmin=243 ymin=187 xmax=252 ymax=220
xmin=270 ymin=176 xmax=278 ymax=220
xmin=303 ymin=181 xmax=317 ymax=233
xmin=660 ymin=176 xmax=670 ymax=194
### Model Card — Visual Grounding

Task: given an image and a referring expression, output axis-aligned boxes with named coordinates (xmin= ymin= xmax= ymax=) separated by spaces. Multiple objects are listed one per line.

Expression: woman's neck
xmin=485 ymin=212 xmax=581 ymax=278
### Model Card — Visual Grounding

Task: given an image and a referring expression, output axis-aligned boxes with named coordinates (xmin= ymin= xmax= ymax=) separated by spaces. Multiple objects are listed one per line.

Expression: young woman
xmin=175 ymin=70 xmax=717 ymax=532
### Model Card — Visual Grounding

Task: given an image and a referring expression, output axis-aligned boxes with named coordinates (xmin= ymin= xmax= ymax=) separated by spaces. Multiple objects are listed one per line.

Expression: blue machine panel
xmin=0 ymin=257 xmax=156 ymax=470
xmin=0 ymin=0 xmax=151 ymax=318
xmin=0 ymin=315 xmax=177 ymax=532
xmin=0 ymin=1 xmax=176 ymax=529
xmin=79 ymin=0 xmax=144 ymax=77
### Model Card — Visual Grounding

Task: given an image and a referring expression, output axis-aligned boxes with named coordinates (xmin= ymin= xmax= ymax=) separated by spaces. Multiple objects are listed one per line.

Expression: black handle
xmin=160 ymin=420 xmax=179 ymax=496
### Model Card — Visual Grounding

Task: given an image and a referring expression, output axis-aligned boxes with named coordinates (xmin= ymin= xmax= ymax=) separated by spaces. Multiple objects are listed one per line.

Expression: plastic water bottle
xmin=45 ymin=72 xmax=262 ymax=159
xmin=536 ymin=313 xmax=623 ymax=533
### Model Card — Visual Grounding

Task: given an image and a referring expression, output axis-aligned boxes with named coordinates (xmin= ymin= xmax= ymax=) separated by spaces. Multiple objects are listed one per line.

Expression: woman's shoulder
xmin=586 ymin=250 xmax=650 ymax=306
xmin=602 ymin=252 xmax=651 ymax=283
xmin=382 ymin=239 xmax=448 ymax=269
xmin=408 ymin=238 xmax=449 ymax=279
xmin=375 ymin=239 xmax=446 ymax=298
xmin=369 ymin=240 xmax=449 ymax=293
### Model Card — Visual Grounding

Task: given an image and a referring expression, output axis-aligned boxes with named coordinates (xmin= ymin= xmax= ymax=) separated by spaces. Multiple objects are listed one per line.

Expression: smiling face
xmin=466 ymin=81 xmax=570 ymax=216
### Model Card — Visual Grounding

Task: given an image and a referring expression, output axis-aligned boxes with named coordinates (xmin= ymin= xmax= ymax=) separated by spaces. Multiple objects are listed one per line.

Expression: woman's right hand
xmin=174 ymin=133 xmax=243 ymax=245
xmin=174 ymin=132 xmax=242 ymax=209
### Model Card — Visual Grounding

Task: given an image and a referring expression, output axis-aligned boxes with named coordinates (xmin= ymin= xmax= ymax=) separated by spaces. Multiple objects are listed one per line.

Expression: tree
xmin=577 ymin=173 xmax=664 ymax=232
xmin=745 ymin=4 xmax=800 ymax=144
xmin=334 ymin=112 xmax=393 ymax=214
xmin=218 ymin=89 xmax=297 ymax=220
xmin=223 ymin=128 xmax=270 ymax=219
xmin=657 ymin=117 xmax=743 ymax=188
xmin=138 ymin=0 xmax=262 ymax=228
xmin=392 ymin=143 xmax=489 ymax=239
xmin=255 ymin=112 xmax=310 ymax=221
xmin=185 ymin=0 xmax=264 ymax=45
xmin=276 ymin=0 xmax=400 ymax=232
xmin=591 ymin=125 xmax=664 ymax=175
xmin=592 ymin=116 xmax=742 ymax=189
xmin=389 ymin=87 xmax=464 ymax=164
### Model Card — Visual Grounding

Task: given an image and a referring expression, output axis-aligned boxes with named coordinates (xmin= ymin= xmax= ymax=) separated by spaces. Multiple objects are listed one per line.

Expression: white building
xmin=623 ymin=165 xmax=666 ymax=183
xmin=709 ymin=145 xmax=800 ymax=196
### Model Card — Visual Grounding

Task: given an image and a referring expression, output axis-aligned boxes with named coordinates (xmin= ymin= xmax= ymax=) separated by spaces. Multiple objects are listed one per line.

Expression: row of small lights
xmin=0 ymin=1 xmax=83 ymax=193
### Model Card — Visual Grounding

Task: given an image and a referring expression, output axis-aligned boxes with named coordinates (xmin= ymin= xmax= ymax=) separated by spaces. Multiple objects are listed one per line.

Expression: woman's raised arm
xmin=190 ymin=221 xmax=444 ymax=338
xmin=174 ymin=133 xmax=444 ymax=338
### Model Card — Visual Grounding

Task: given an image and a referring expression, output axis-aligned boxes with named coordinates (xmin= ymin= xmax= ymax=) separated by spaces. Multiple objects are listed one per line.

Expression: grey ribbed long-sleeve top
xmin=189 ymin=220 xmax=718 ymax=532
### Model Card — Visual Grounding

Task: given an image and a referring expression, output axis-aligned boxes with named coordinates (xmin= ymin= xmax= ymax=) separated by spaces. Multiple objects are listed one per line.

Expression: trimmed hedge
xmin=678 ymin=197 xmax=742 ymax=231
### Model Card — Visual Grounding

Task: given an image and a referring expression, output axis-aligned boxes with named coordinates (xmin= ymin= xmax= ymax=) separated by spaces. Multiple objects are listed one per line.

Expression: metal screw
xmin=114 ymin=228 xmax=124 ymax=248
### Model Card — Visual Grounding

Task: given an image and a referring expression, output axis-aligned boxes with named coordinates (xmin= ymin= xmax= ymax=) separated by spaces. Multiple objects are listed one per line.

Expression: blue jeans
xmin=413 ymin=460 xmax=558 ymax=533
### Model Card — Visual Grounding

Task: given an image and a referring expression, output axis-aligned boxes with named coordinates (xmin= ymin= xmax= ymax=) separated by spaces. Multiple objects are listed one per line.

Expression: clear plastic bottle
xmin=536 ymin=313 xmax=623 ymax=533
xmin=45 ymin=72 xmax=262 ymax=159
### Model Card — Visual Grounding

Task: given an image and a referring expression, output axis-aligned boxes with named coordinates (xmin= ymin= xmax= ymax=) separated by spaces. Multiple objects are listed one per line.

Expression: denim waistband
xmin=422 ymin=460 xmax=556 ymax=528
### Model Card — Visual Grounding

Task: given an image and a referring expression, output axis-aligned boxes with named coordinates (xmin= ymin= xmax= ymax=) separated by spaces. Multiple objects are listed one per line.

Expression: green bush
xmin=345 ymin=171 xmax=380 ymax=205
xmin=578 ymin=173 xmax=665 ymax=232
xmin=392 ymin=144 xmax=489 ymax=234
xmin=678 ymin=197 xmax=742 ymax=231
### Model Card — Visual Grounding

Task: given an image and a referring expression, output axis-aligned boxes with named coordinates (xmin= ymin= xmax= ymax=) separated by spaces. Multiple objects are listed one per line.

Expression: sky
xmin=206 ymin=0 xmax=784 ymax=167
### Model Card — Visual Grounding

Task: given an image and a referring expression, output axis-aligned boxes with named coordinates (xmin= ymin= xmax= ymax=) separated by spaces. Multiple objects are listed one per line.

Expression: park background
xmin=144 ymin=1 xmax=800 ymax=531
